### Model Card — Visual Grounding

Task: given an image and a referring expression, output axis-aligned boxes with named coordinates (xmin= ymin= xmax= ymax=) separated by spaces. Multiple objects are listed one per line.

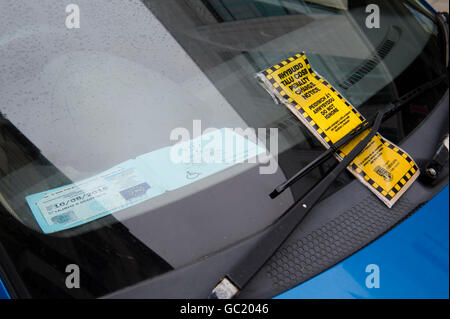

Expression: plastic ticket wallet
xmin=256 ymin=53 xmax=419 ymax=207
xmin=26 ymin=128 xmax=266 ymax=233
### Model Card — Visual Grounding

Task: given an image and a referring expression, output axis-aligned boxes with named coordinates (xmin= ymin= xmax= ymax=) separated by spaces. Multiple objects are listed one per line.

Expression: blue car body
xmin=276 ymin=185 xmax=449 ymax=299
xmin=0 ymin=276 xmax=9 ymax=299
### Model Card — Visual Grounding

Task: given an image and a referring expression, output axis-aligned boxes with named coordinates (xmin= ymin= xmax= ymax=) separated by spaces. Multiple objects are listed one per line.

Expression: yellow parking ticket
xmin=256 ymin=52 xmax=419 ymax=207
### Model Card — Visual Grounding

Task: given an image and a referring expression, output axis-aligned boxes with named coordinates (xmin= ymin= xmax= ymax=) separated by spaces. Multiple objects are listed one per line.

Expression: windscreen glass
xmin=0 ymin=0 xmax=447 ymax=297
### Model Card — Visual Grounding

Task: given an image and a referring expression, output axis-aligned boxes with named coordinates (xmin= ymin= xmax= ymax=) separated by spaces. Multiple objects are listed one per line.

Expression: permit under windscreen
xmin=26 ymin=128 xmax=266 ymax=233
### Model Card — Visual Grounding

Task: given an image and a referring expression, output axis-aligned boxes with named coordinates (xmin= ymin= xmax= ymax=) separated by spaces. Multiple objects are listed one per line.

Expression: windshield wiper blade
xmin=208 ymin=73 xmax=447 ymax=299
xmin=269 ymin=119 xmax=370 ymax=199
xmin=208 ymin=107 xmax=386 ymax=299
xmin=270 ymin=74 xmax=447 ymax=199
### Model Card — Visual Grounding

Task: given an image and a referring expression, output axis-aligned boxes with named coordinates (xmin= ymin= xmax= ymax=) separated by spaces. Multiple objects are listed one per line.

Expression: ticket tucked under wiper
xmin=256 ymin=52 xmax=419 ymax=207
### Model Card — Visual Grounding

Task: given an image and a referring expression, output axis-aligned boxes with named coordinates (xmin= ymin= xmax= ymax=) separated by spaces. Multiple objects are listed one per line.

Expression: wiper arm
xmin=269 ymin=118 xmax=370 ymax=199
xmin=209 ymin=108 xmax=386 ymax=299
xmin=208 ymin=73 xmax=447 ymax=299
xmin=270 ymin=74 xmax=447 ymax=199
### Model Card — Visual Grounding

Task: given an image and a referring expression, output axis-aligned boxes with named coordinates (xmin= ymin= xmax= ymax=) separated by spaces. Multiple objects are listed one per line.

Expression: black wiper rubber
xmin=209 ymin=109 xmax=386 ymax=299
xmin=269 ymin=119 xmax=370 ymax=199
xmin=269 ymin=74 xmax=447 ymax=199
xmin=208 ymin=74 xmax=447 ymax=299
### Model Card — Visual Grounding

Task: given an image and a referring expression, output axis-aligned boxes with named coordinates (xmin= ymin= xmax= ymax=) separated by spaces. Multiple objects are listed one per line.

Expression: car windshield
xmin=0 ymin=0 xmax=448 ymax=297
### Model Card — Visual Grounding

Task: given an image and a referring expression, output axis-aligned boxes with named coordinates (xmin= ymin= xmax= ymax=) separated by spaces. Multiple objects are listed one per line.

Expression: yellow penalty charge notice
xmin=256 ymin=52 xmax=419 ymax=207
